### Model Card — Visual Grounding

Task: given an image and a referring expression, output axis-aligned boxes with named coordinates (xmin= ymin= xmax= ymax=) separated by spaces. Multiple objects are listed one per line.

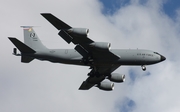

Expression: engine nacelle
xmin=108 ymin=73 xmax=125 ymax=83
xmin=97 ymin=81 xmax=114 ymax=91
xmin=89 ymin=42 xmax=111 ymax=51
xmin=67 ymin=28 xmax=89 ymax=37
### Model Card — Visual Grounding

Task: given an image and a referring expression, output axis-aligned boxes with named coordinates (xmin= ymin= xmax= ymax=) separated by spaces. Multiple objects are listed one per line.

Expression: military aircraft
xmin=8 ymin=13 xmax=166 ymax=91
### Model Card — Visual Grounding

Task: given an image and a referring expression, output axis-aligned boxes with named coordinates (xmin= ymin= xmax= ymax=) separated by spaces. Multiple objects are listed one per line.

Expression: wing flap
xmin=74 ymin=45 xmax=89 ymax=58
xmin=58 ymin=30 xmax=73 ymax=44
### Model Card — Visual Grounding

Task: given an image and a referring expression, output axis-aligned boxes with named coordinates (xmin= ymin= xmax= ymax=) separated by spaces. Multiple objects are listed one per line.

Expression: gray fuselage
xmin=27 ymin=49 xmax=164 ymax=67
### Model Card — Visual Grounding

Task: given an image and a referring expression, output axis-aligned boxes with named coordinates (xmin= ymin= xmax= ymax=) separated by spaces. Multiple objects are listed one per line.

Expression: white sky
xmin=1 ymin=0 xmax=180 ymax=112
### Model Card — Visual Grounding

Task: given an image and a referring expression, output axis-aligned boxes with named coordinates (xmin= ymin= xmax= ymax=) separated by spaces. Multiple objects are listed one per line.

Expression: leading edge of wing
xmin=41 ymin=13 xmax=72 ymax=30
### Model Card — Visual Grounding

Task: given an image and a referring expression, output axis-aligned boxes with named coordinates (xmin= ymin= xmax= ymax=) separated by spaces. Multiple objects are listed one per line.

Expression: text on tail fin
xmin=22 ymin=26 xmax=47 ymax=50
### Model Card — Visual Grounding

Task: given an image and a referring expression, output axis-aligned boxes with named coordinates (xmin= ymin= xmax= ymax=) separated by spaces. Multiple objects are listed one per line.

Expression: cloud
xmin=105 ymin=0 xmax=180 ymax=112
xmin=115 ymin=97 xmax=136 ymax=112
xmin=1 ymin=0 xmax=180 ymax=112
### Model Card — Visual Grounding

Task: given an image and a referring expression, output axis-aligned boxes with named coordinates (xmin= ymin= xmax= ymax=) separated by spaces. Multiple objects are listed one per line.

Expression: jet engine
xmin=66 ymin=28 xmax=89 ymax=37
xmin=97 ymin=81 xmax=114 ymax=91
xmin=89 ymin=42 xmax=111 ymax=51
xmin=108 ymin=73 xmax=125 ymax=83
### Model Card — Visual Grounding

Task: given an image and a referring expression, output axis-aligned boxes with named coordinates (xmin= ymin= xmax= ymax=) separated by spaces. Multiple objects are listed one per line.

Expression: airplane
xmin=8 ymin=13 xmax=166 ymax=91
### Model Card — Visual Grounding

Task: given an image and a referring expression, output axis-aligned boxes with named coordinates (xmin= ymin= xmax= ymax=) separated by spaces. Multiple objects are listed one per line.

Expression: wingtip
xmin=40 ymin=13 xmax=52 ymax=16
xmin=8 ymin=37 xmax=18 ymax=43
xmin=40 ymin=13 xmax=72 ymax=30
xmin=8 ymin=37 xmax=15 ymax=40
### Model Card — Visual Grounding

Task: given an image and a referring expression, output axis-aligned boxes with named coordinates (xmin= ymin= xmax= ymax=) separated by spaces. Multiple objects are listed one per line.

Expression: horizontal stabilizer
xmin=21 ymin=56 xmax=34 ymax=63
xmin=41 ymin=13 xmax=72 ymax=30
xmin=8 ymin=37 xmax=35 ymax=53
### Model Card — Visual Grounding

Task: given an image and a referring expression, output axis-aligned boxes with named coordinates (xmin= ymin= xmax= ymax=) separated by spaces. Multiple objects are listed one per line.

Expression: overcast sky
xmin=1 ymin=0 xmax=180 ymax=112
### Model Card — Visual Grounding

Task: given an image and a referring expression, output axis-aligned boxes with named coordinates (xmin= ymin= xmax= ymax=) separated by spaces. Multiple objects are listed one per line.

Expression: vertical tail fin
xmin=21 ymin=26 xmax=47 ymax=50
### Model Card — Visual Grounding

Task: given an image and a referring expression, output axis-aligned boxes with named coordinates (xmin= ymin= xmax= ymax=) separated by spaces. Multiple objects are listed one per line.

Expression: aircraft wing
xmin=41 ymin=13 xmax=120 ymax=61
xmin=79 ymin=64 xmax=120 ymax=90
xmin=41 ymin=13 xmax=121 ymax=90
xmin=41 ymin=13 xmax=93 ymax=44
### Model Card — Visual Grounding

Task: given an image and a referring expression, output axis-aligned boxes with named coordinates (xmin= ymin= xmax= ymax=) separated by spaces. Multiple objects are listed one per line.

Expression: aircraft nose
xmin=160 ymin=55 xmax=166 ymax=61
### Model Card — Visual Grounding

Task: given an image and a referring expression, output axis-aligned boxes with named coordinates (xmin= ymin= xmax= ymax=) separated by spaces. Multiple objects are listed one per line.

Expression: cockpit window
xmin=154 ymin=52 xmax=159 ymax=55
